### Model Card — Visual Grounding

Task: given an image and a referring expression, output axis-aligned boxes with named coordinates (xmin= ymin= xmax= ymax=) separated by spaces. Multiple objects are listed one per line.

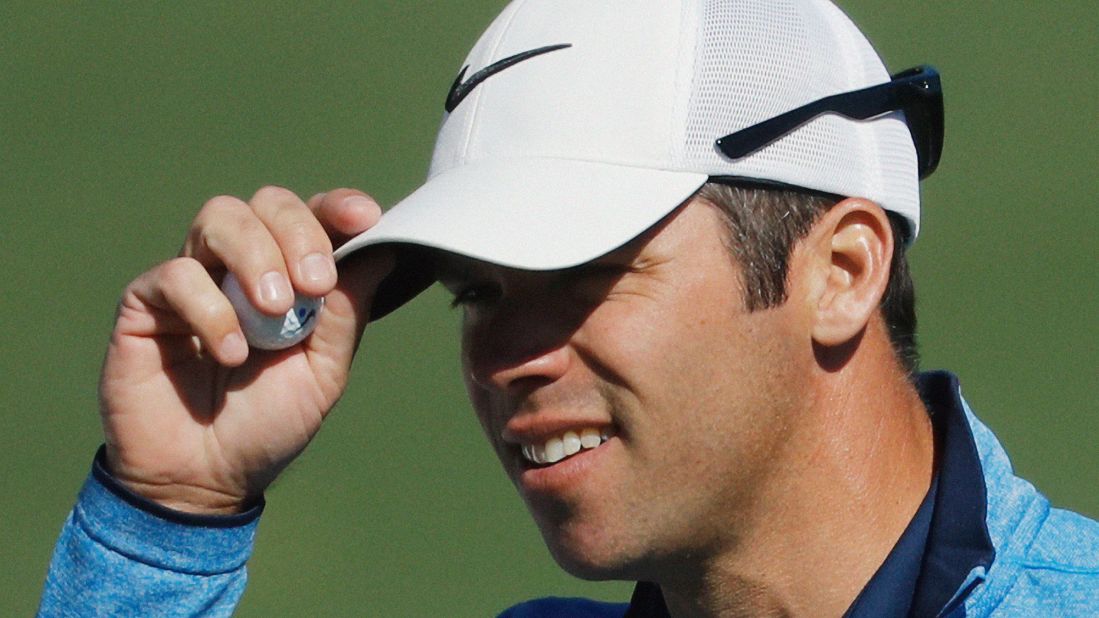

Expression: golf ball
xmin=220 ymin=273 xmax=324 ymax=350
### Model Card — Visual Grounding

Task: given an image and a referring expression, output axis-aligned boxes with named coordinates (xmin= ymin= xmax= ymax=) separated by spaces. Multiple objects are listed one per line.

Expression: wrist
xmin=121 ymin=483 xmax=253 ymax=516
xmin=96 ymin=446 xmax=262 ymax=520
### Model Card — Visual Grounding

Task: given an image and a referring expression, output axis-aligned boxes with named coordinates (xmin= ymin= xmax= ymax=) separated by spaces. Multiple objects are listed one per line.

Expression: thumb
xmin=303 ymin=246 xmax=397 ymax=375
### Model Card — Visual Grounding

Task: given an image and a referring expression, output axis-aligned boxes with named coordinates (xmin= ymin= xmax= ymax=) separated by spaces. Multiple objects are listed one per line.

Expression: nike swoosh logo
xmin=445 ymin=44 xmax=572 ymax=113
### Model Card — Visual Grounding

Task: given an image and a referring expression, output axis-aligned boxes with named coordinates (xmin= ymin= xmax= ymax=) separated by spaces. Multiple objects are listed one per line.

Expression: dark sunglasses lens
xmin=907 ymin=71 xmax=943 ymax=178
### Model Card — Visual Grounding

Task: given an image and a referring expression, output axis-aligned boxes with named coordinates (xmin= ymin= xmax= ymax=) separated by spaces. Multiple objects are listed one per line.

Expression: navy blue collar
xmin=626 ymin=371 xmax=996 ymax=618
xmin=843 ymin=469 xmax=939 ymax=617
xmin=907 ymin=371 xmax=996 ymax=617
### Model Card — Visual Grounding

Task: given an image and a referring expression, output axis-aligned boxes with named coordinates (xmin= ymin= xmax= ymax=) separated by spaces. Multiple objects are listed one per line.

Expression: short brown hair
xmin=696 ymin=181 xmax=918 ymax=376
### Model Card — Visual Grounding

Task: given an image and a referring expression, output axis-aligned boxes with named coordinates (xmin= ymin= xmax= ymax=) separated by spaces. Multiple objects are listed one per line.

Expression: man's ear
xmin=802 ymin=198 xmax=893 ymax=347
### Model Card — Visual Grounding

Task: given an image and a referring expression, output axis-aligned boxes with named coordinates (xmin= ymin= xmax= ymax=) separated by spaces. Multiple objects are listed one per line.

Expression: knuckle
xmin=188 ymin=197 xmax=250 ymax=252
xmin=279 ymin=210 xmax=326 ymax=246
xmin=195 ymin=297 xmax=232 ymax=326
xmin=251 ymin=185 xmax=299 ymax=207
xmin=117 ymin=282 xmax=140 ymax=313
xmin=197 ymin=213 xmax=265 ymax=259
xmin=199 ymin=195 xmax=247 ymax=218
xmin=159 ymin=257 xmax=203 ymax=286
xmin=269 ymin=200 xmax=307 ymax=226
xmin=254 ymin=199 xmax=327 ymax=252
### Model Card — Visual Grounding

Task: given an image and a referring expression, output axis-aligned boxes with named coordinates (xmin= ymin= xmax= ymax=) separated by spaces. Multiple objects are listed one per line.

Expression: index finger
xmin=307 ymin=189 xmax=384 ymax=246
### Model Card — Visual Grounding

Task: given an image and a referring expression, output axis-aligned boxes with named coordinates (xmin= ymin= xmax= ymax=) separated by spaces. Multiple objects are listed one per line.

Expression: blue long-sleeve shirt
xmin=39 ymin=373 xmax=1099 ymax=616
xmin=38 ymin=447 xmax=262 ymax=617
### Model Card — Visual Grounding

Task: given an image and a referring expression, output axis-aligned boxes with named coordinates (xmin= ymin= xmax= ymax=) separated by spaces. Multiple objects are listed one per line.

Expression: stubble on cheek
xmin=467 ymin=387 xmax=511 ymax=471
xmin=617 ymin=312 xmax=805 ymax=552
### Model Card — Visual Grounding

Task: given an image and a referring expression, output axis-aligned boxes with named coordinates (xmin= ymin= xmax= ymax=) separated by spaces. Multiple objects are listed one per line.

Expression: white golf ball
xmin=220 ymin=273 xmax=324 ymax=350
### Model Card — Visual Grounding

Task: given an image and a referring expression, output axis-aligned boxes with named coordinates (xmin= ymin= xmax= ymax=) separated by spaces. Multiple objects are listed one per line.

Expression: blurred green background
xmin=2 ymin=1 xmax=1096 ymax=615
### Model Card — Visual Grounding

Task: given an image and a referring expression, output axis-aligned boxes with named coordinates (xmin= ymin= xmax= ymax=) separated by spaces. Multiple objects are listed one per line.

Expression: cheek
xmin=602 ymin=289 xmax=805 ymax=467
xmin=581 ymin=278 xmax=748 ymax=403
xmin=458 ymin=339 xmax=500 ymax=446
xmin=668 ymin=314 xmax=807 ymax=487
xmin=461 ymin=364 xmax=496 ymax=440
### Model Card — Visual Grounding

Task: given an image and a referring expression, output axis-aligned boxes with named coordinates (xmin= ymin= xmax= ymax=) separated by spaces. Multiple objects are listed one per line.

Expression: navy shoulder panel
xmin=498 ymin=597 xmax=629 ymax=618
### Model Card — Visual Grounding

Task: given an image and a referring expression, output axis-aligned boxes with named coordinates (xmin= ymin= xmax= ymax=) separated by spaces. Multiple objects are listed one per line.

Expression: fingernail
xmin=259 ymin=271 xmax=292 ymax=305
xmin=344 ymin=195 xmax=379 ymax=215
xmin=299 ymin=252 xmax=335 ymax=285
xmin=221 ymin=332 xmax=248 ymax=361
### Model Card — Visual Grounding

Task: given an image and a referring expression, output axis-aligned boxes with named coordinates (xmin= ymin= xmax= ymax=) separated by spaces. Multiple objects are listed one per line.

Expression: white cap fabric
xmin=337 ymin=0 xmax=922 ymax=319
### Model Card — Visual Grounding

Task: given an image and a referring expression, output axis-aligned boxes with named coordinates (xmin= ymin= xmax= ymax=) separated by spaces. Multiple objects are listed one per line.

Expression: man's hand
xmin=99 ymin=187 xmax=393 ymax=515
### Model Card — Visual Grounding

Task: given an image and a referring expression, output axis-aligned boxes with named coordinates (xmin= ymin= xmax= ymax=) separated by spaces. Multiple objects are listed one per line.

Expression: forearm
xmin=38 ymin=447 xmax=263 ymax=617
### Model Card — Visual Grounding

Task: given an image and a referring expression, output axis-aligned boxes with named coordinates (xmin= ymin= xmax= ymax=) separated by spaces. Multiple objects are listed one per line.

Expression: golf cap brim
xmin=334 ymin=159 xmax=707 ymax=321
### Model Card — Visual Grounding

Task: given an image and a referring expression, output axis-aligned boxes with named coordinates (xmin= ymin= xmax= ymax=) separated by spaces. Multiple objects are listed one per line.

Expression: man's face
xmin=438 ymin=198 xmax=813 ymax=581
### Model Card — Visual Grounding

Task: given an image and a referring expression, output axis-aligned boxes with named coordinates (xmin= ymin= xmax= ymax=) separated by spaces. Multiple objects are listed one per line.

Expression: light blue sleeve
xmin=38 ymin=449 xmax=263 ymax=617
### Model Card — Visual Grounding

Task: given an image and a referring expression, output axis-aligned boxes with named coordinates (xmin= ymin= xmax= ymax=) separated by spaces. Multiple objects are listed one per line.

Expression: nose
xmin=463 ymin=303 xmax=575 ymax=395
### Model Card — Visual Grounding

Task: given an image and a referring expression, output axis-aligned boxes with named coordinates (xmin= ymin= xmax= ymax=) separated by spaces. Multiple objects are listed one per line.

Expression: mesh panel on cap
xmin=680 ymin=0 xmax=921 ymax=235
xmin=684 ymin=0 xmax=808 ymax=161
xmin=683 ymin=0 xmax=872 ymax=187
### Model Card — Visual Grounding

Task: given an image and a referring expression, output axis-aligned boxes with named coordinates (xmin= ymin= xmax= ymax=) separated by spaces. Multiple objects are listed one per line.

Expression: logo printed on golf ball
xmin=221 ymin=273 xmax=324 ymax=350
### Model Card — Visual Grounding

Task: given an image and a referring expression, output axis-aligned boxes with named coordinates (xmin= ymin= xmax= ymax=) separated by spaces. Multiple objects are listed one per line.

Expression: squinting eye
xmin=563 ymin=263 xmax=632 ymax=291
xmin=580 ymin=263 xmax=631 ymax=279
xmin=448 ymin=284 xmax=499 ymax=309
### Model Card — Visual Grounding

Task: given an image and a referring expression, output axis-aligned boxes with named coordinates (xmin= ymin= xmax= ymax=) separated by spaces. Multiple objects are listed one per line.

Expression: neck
xmin=659 ymin=328 xmax=934 ymax=618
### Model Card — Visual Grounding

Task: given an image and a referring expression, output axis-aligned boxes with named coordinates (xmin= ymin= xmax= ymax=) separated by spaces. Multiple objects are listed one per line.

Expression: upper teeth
xmin=521 ymin=427 xmax=611 ymax=465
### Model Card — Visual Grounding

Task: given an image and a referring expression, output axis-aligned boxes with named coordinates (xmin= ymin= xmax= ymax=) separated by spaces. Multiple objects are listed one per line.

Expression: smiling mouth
xmin=520 ymin=427 xmax=615 ymax=466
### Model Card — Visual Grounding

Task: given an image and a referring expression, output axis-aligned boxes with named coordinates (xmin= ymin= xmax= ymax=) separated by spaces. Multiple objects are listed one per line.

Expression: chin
xmin=519 ymin=479 xmax=668 ymax=582
xmin=535 ymin=518 xmax=653 ymax=582
xmin=545 ymin=542 xmax=632 ymax=581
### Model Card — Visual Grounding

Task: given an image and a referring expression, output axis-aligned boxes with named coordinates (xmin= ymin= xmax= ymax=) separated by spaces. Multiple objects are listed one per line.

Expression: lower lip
xmin=517 ymin=438 xmax=616 ymax=495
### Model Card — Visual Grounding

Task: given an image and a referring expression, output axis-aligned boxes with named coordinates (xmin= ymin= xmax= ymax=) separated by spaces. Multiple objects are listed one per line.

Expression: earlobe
xmin=808 ymin=198 xmax=893 ymax=347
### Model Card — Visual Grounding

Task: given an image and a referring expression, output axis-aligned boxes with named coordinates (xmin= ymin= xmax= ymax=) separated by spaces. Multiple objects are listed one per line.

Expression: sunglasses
xmin=715 ymin=66 xmax=943 ymax=180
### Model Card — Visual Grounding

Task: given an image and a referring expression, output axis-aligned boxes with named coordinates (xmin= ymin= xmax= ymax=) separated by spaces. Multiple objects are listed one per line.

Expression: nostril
xmin=472 ymin=346 xmax=574 ymax=394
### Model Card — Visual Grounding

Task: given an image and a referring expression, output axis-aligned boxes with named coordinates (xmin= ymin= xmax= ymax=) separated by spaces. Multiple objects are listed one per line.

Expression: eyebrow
xmin=431 ymin=259 xmax=468 ymax=284
xmin=430 ymin=253 xmax=499 ymax=286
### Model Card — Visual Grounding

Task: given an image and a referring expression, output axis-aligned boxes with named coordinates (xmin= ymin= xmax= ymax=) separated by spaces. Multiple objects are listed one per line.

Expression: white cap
xmin=337 ymin=0 xmax=924 ymax=319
